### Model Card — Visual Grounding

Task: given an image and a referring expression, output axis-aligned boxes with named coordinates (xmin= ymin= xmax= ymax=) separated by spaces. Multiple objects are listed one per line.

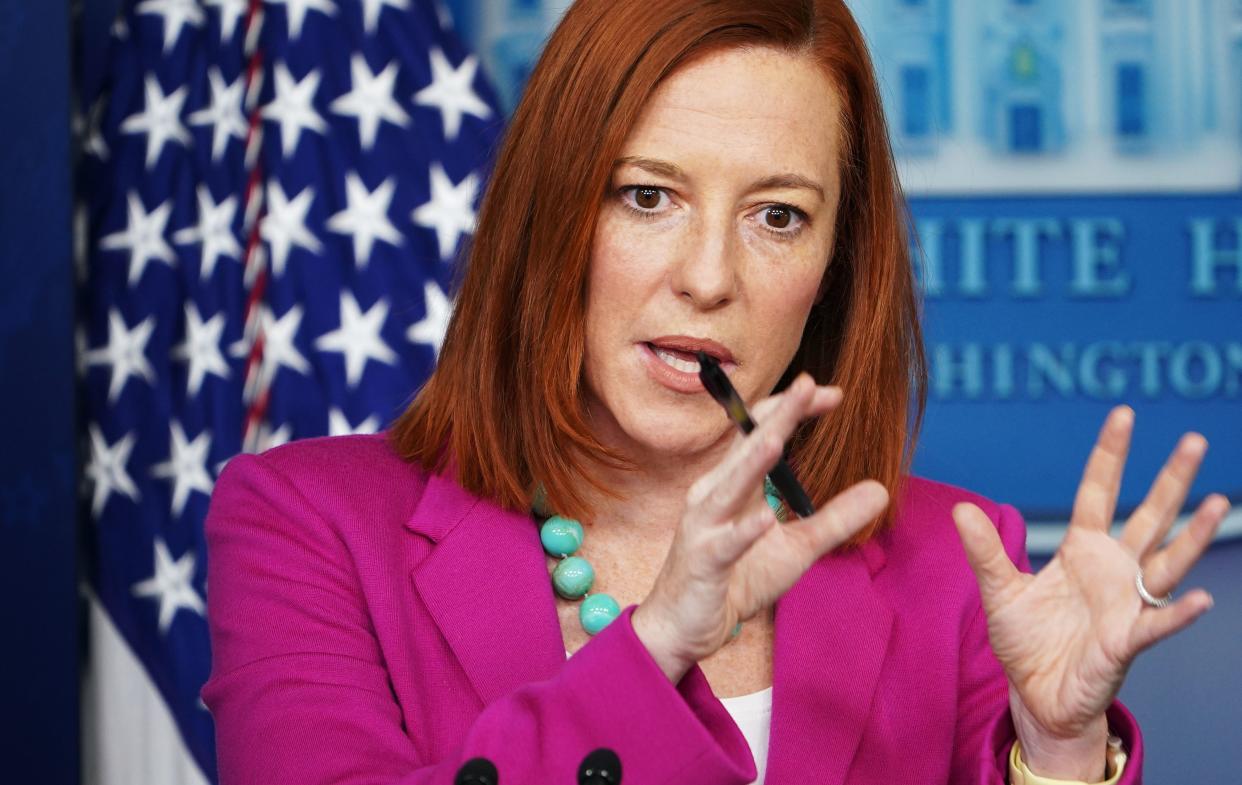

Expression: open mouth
xmin=646 ymin=342 xmax=702 ymax=373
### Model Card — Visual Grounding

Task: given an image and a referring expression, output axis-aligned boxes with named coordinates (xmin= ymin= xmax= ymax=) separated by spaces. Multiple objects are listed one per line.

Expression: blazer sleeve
xmin=200 ymin=453 xmax=757 ymax=785
xmin=950 ymin=502 xmax=1145 ymax=784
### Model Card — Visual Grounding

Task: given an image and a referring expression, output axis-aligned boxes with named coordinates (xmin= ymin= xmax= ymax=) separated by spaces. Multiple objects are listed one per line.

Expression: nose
xmin=669 ymin=213 xmax=739 ymax=310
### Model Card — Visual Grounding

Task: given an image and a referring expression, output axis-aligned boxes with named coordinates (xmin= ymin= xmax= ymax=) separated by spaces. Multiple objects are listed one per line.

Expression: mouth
xmin=639 ymin=336 xmax=738 ymax=393
xmin=647 ymin=343 xmax=703 ymax=373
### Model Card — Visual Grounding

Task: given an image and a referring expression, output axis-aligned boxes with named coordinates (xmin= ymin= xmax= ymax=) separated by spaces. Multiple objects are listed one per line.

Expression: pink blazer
xmin=201 ymin=433 xmax=1142 ymax=784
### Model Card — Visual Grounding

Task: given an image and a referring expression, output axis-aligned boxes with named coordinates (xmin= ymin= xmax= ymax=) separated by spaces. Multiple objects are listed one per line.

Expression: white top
xmin=566 ymin=650 xmax=772 ymax=784
xmin=718 ymin=687 xmax=772 ymax=785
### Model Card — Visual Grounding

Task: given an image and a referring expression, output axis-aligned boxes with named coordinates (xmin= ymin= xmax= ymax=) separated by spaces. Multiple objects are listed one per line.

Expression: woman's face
xmin=583 ymin=45 xmax=844 ymax=463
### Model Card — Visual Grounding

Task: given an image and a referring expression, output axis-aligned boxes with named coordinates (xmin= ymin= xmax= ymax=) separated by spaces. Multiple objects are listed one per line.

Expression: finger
xmin=780 ymin=479 xmax=888 ymax=560
xmin=953 ymin=502 xmax=1022 ymax=611
xmin=711 ymin=501 xmax=779 ymax=568
xmin=1070 ymin=406 xmax=1134 ymax=533
xmin=1140 ymin=494 xmax=1229 ymax=596
xmin=687 ymin=424 xmax=783 ymax=517
xmin=689 ymin=375 xmax=817 ymax=518
xmin=749 ymin=381 xmax=842 ymax=423
xmin=1129 ymin=589 xmax=1214 ymax=654
xmin=1119 ymin=433 xmax=1208 ymax=558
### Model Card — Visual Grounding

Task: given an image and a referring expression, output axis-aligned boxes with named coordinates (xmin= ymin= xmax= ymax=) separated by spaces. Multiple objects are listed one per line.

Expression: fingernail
xmin=1183 ymin=433 xmax=1207 ymax=456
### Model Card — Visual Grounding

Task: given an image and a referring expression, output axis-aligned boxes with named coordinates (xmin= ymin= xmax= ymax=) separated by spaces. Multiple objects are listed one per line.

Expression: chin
xmin=612 ymin=398 xmax=730 ymax=459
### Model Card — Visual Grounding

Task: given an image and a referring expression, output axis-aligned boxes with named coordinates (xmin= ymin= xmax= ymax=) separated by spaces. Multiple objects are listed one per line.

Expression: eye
xmin=756 ymin=203 xmax=807 ymax=238
xmin=619 ymin=185 xmax=672 ymax=215
xmin=765 ymin=207 xmax=793 ymax=229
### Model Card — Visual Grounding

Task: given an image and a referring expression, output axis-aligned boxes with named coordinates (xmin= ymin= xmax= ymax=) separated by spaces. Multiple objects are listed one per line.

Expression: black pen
xmin=696 ymin=351 xmax=816 ymax=518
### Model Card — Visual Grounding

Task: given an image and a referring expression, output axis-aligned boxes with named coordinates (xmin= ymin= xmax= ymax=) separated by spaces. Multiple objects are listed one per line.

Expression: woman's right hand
xmin=631 ymin=372 xmax=891 ymax=682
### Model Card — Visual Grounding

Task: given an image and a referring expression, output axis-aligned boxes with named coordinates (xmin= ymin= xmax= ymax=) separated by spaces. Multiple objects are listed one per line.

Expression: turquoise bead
xmin=731 ymin=621 xmax=743 ymax=638
xmin=580 ymin=593 xmax=620 ymax=634
xmin=540 ymin=515 xmax=584 ymax=557
xmin=765 ymin=494 xmax=782 ymax=515
xmin=552 ymin=556 xmax=594 ymax=599
xmin=763 ymin=475 xmax=779 ymax=498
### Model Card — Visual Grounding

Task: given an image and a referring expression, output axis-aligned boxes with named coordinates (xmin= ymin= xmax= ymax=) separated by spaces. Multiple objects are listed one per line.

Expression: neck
xmin=572 ymin=425 xmax=765 ymax=544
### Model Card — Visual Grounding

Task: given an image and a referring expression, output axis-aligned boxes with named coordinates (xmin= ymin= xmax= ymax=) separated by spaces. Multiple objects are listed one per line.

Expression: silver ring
xmin=1135 ymin=569 xmax=1173 ymax=609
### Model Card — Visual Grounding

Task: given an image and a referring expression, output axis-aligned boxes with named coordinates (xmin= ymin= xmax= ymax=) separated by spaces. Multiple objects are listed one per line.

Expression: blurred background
xmin=0 ymin=0 xmax=1237 ymax=782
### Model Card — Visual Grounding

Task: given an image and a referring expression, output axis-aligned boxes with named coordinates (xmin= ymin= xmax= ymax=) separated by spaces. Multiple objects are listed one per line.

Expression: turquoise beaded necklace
xmin=534 ymin=477 xmax=788 ymax=636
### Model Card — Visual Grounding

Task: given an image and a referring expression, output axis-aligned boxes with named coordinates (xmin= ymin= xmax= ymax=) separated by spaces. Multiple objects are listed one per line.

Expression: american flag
xmin=76 ymin=1 xmax=502 ymax=781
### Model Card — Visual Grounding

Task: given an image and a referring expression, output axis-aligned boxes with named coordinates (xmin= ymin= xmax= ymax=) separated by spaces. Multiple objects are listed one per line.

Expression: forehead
xmin=619 ymin=45 xmax=844 ymax=180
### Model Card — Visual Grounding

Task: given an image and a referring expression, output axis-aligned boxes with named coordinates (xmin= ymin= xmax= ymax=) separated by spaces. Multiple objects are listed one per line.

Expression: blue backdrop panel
xmin=0 ymin=0 xmax=78 ymax=783
xmin=913 ymin=194 xmax=1240 ymax=519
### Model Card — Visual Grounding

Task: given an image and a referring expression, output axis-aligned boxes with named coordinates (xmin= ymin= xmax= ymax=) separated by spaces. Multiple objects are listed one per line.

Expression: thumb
xmin=953 ymin=502 xmax=1021 ymax=610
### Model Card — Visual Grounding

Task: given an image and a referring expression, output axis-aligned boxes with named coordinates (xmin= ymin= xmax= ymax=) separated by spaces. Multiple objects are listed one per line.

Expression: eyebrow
xmin=613 ymin=156 xmax=826 ymax=202
xmin=615 ymin=156 xmax=686 ymax=180
xmin=749 ymin=173 xmax=825 ymax=201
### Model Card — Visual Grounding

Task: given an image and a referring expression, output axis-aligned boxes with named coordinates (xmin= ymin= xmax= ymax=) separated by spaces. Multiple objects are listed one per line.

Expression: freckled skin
xmin=583 ymin=46 xmax=845 ymax=477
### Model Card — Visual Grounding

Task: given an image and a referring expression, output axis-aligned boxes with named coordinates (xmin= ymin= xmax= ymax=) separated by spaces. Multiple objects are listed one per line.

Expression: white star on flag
xmin=433 ymin=0 xmax=453 ymax=30
xmin=85 ymin=309 xmax=157 ymax=403
xmin=121 ymin=73 xmax=192 ymax=168
xmin=327 ymin=173 xmax=402 ymax=267
xmin=328 ymin=408 xmax=380 ymax=436
xmin=203 ymin=0 xmax=247 ymax=42
xmin=85 ymin=425 xmax=140 ymax=517
xmin=173 ymin=184 xmax=241 ymax=279
xmin=171 ymin=303 xmax=230 ymax=397
xmin=230 ymin=304 xmax=311 ymax=390
xmin=412 ymin=162 xmax=479 ymax=261
xmin=149 ymin=423 xmax=215 ymax=518
xmin=257 ymin=422 xmax=294 ymax=452
xmin=261 ymin=181 xmax=321 ymax=276
xmin=188 ymin=67 xmax=247 ymax=162
xmin=330 ymin=54 xmax=411 ymax=150
xmin=360 ymin=0 xmax=409 ymax=34
xmin=131 ymin=539 xmax=205 ymax=634
xmin=136 ymin=0 xmax=204 ymax=53
xmin=414 ymin=47 xmax=492 ymax=141
xmin=262 ymin=62 xmax=327 ymax=159
xmin=84 ymin=97 xmax=110 ymax=161
xmin=100 ymin=191 xmax=177 ymax=285
xmin=268 ymin=0 xmax=337 ymax=39
xmin=314 ymin=291 xmax=398 ymax=387
xmin=407 ymin=279 xmax=452 ymax=359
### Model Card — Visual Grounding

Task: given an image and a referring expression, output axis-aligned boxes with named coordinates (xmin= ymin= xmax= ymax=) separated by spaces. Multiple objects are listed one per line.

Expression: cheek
xmin=748 ymin=264 xmax=826 ymax=360
xmin=586 ymin=216 xmax=665 ymax=327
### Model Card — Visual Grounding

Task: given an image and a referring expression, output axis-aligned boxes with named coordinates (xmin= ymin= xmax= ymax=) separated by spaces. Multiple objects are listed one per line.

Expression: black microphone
xmin=454 ymin=756 xmax=499 ymax=785
xmin=577 ymin=748 xmax=622 ymax=785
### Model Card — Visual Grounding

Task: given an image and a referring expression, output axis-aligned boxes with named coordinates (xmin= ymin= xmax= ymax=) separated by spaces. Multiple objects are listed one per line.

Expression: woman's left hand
xmin=953 ymin=405 xmax=1230 ymax=780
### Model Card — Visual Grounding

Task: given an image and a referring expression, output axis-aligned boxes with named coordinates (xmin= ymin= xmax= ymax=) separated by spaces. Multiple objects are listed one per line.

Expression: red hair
xmin=390 ymin=0 xmax=926 ymax=541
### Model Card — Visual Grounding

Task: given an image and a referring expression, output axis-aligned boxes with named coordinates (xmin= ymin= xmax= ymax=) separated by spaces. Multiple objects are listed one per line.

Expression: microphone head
xmin=454 ymin=757 xmax=499 ymax=785
xmin=578 ymin=747 xmax=622 ymax=785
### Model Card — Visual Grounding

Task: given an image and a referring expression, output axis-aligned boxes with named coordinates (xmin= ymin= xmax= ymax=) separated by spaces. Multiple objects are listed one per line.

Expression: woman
xmin=202 ymin=2 xmax=1227 ymax=783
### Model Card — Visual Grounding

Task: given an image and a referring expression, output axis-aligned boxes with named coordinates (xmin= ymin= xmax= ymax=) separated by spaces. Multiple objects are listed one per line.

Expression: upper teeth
xmin=654 ymin=347 xmax=700 ymax=373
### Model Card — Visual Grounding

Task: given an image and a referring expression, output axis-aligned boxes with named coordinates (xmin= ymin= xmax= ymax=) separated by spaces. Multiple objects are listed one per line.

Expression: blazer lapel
xmin=765 ymin=540 xmax=894 ymax=784
xmin=408 ymin=470 xmax=566 ymax=706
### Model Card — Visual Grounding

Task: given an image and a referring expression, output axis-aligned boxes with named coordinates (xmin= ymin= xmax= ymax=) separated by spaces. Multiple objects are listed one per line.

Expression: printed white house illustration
xmin=850 ymin=0 xmax=1242 ymax=193
xmin=449 ymin=0 xmax=1242 ymax=194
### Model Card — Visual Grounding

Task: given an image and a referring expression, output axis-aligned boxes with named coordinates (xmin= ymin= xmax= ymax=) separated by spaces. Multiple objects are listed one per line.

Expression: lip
xmin=638 ymin=338 xmax=740 ymax=394
xmin=647 ymin=335 xmax=736 ymax=364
